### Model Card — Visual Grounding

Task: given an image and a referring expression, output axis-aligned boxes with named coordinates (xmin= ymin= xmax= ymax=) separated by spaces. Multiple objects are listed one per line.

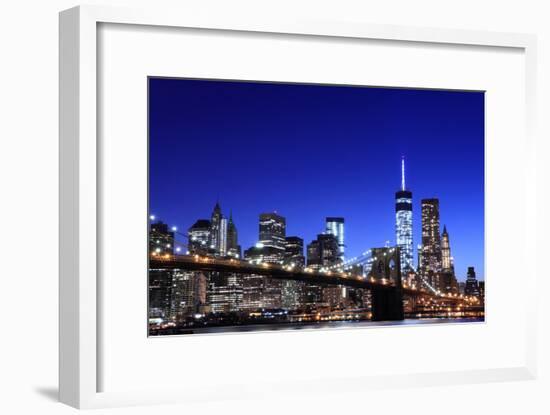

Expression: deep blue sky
xmin=149 ymin=78 xmax=484 ymax=281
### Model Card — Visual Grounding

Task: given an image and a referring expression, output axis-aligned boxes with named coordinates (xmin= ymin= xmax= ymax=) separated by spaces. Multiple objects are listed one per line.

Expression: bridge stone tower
xmin=368 ymin=247 xmax=404 ymax=321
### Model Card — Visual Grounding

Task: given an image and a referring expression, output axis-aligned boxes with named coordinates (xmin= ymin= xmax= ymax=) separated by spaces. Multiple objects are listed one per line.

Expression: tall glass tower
xmin=420 ymin=198 xmax=442 ymax=289
xmin=325 ymin=217 xmax=345 ymax=261
xmin=395 ymin=157 xmax=414 ymax=271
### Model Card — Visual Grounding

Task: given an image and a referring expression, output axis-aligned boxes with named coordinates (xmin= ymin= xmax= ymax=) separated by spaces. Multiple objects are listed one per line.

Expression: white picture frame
xmin=59 ymin=4 xmax=538 ymax=409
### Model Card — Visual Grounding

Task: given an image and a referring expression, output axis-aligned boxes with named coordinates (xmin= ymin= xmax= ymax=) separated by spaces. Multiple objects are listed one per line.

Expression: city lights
xmin=147 ymin=80 xmax=484 ymax=335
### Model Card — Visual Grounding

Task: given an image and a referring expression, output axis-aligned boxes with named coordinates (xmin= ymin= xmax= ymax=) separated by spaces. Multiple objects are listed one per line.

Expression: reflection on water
xmin=150 ymin=317 xmax=484 ymax=336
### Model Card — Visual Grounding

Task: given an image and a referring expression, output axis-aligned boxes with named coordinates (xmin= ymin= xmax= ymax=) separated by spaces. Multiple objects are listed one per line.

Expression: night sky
xmin=149 ymin=78 xmax=484 ymax=281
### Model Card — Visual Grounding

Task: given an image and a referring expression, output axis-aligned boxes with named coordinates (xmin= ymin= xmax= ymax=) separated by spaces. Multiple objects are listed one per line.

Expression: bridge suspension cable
xmin=150 ymin=214 xmax=444 ymax=297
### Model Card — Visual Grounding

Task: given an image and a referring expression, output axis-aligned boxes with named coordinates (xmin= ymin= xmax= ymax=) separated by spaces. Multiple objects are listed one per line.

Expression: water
xmin=150 ymin=317 xmax=485 ymax=336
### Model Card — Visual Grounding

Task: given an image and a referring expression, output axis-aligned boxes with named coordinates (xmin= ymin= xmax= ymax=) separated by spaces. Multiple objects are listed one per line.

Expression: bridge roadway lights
xmin=151 ymin=254 xmax=417 ymax=322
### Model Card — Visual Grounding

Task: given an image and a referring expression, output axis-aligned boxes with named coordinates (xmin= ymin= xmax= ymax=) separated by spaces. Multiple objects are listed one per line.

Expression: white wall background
xmin=0 ymin=1 xmax=548 ymax=414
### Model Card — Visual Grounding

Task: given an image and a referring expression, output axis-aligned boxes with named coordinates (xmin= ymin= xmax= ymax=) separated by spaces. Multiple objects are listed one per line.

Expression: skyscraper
xmin=440 ymin=225 xmax=458 ymax=294
xmin=201 ymin=203 xmax=241 ymax=312
xmin=395 ymin=157 xmax=413 ymax=272
xmin=170 ymin=271 xmax=197 ymax=320
xmin=464 ymin=266 xmax=480 ymax=297
xmin=148 ymin=221 xmax=176 ymax=320
xmin=307 ymin=233 xmax=342 ymax=308
xmin=208 ymin=202 xmax=222 ymax=253
xmin=245 ymin=212 xmax=287 ymax=263
xmin=148 ymin=269 xmax=173 ymax=320
xmin=188 ymin=219 xmax=210 ymax=254
xmin=226 ymin=212 xmax=241 ymax=258
xmin=478 ymin=280 xmax=485 ymax=303
xmin=208 ymin=201 xmax=228 ymax=256
xmin=284 ymin=236 xmax=305 ymax=267
xmin=242 ymin=212 xmax=287 ymax=310
xmin=282 ymin=236 xmax=305 ymax=310
xmin=149 ymin=221 xmax=175 ymax=257
xmin=259 ymin=212 xmax=286 ymax=253
xmin=306 ymin=234 xmax=340 ymax=269
xmin=441 ymin=225 xmax=453 ymax=272
xmin=208 ymin=272 xmax=243 ymax=313
xmin=325 ymin=217 xmax=345 ymax=261
xmin=219 ymin=216 xmax=228 ymax=256
xmin=420 ymin=198 xmax=442 ymax=289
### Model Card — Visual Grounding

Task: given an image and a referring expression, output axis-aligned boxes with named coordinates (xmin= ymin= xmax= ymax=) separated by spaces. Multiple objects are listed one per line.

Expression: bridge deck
xmin=149 ymin=255 xmax=465 ymax=302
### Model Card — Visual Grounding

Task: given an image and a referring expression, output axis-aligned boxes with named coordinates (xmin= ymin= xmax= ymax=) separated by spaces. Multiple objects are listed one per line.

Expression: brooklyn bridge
xmin=150 ymin=247 xmax=483 ymax=322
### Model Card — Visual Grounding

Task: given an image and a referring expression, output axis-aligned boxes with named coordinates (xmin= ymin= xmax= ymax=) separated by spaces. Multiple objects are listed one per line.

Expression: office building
xmin=395 ymin=157 xmax=414 ymax=271
xmin=149 ymin=221 xmax=175 ymax=257
xmin=208 ymin=201 xmax=229 ymax=256
xmin=284 ymin=236 xmax=305 ymax=267
xmin=208 ymin=272 xmax=243 ymax=313
xmin=226 ymin=212 xmax=241 ymax=258
xmin=242 ymin=213 xmax=287 ymax=310
xmin=307 ymin=233 xmax=342 ymax=308
xmin=307 ymin=233 xmax=340 ymax=269
xmin=440 ymin=225 xmax=459 ymax=294
xmin=419 ymin=198 xmax=442 ymax=290
xmin=188 ymin=219 xmax=211 ymax=254
xmin=149 ymin=269 xmax=173 ymax=320
xmin=282 ymin=236 xmax=305 ymax=310
xmin=464 ymin=266 xmax=480 ymax=297
xmin=259 ymin=212 xmax=286 ymax=253
xmin=325 ymin=217 xmax=345 ymax=261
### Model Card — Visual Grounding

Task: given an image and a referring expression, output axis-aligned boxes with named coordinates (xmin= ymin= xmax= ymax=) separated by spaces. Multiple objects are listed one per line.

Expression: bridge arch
xmin=367 ymin=247 xmax=402 ymax=286
xmin=367 ymin=247 xmax=404 ymax=321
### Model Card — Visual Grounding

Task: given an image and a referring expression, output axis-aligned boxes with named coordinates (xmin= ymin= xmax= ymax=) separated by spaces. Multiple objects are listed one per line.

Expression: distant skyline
xmin=149 ymin=78 xmax=484 ymax=281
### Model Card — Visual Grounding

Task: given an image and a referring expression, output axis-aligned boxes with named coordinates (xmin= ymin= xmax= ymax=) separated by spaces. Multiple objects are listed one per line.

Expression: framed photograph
xmin=147 ymin=77 xmax=485 ymax=336
xmin=60 ymin=5 xmax=538 ymax=409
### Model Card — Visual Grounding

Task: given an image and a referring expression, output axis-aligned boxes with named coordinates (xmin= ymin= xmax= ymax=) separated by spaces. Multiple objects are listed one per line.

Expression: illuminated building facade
xmin=149 ymin=221 xmax=175 ymax=257
xmin=208 ymin=272 xmax=243 ymax=313
xmin=284 ymin=236 xmax=305 ymax=267
xmin=208 ymin=202 xmax=223 ymax=255
xmin=180 ymin=202 xmax=243 ymax=313
xmin=307 ymin=234 xmax=340 ymax=269
xmin=148 ymin=221 xmax=176 ymax=320
xmin=148 ymin=270 xmax=173 ymax=320
xmin=440 ymin=225 xmax=459 ymax=294
xmin=226 ymin=213 xmax=241 ymax=258
xmin=441 ymin=225 xmax=453 ymax=271
xmin=307 ymin=233 xmax=342 ymax=307
xmin=170 ymin=271 xmax=196 ymax=320
xmin=420 ymin=198 xmax=442 ymax=289
xmin=242 ymin=213 xmax=288 ymax=310
xmin=204 ymin=201 xmax=231 ymax=257
xmin=170 ymin=271 xmax=210 ymax=320
xmin=259 ymin=213 xmax=286 ymax=254
xmin=464 ymin=266 xmax=480 ymax=297
xmin=219 ymin=216 xmax=228 ymax=256
xmin=244 ymin=212 xmax=287 ymax=263
xmin=395 ymin=157 xmax=414 ymax=272
xmin=325 ymin=217 xmax=345 ymax=261
xmin=282 ymin=236 xmax=305 ymax=310
xmin=478 ymin=280 xmax=485 ymax=303
xmin=187 ymin=219 xmax=210 ymax=254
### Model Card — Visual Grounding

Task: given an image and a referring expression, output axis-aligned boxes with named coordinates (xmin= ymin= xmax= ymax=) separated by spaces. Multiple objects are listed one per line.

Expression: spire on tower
xmin=401 ymin=156 xmax=406 ymax=191
xmin=213 ymin=200 xmax=221 ymax=212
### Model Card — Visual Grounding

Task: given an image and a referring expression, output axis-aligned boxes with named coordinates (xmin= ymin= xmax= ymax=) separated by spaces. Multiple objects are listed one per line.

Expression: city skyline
xmin=151 ymin=190 xmax=477 ymax=282
xmin=150 ymin=78 xmax=484 ymax=281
